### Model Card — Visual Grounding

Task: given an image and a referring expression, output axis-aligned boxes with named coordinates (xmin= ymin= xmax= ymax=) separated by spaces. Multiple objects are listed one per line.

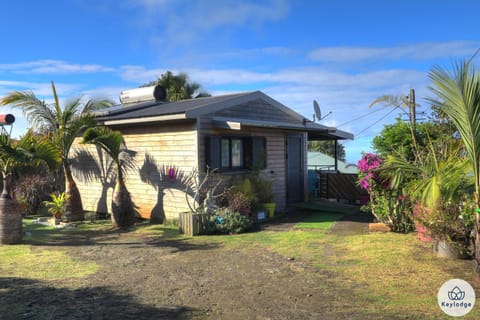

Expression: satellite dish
xmin=313 ymin=100 xmax=321 ymax=121
xmin=312 ymin=100 xmax=332 ymax=121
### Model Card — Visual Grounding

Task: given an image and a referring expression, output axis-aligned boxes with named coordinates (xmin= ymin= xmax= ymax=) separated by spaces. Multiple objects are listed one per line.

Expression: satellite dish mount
xmin=312 ymin=100 xmax=332 ymax=122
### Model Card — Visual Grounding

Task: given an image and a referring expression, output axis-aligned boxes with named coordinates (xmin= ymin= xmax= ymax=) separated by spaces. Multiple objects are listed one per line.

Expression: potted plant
xmin=415 ymin=200 xmax=474 ymax=259
xmin=43 ymin=192 xmax=70 ymax=225
xmin=251 ymin=175 xmax=275 ymax=219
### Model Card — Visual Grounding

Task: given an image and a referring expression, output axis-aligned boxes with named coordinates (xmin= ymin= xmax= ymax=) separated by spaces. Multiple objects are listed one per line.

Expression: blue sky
xmin=0 ymin=0 xmax=479 ymax=163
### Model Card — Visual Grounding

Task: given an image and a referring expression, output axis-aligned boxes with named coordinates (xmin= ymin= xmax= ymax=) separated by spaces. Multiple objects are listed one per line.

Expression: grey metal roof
xmin=95 ymin=90 xmax=353 ymax=140
xmin=95 ymin=92 xmax=253 ymax=121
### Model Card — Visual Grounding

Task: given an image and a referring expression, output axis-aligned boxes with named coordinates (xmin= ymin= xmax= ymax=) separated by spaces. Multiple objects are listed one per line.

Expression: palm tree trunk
xmin=1 ymin=173 xmax=12 ymax=199
xmin=64 ymin=162 xmax=84 ymax=221
xmin=474 ymin=191 xmax=480 ymax=273
xmin=111 ymin=177 xmax=135 ymax=228
xmin=0 ymin=174 xmax=22 ymax=244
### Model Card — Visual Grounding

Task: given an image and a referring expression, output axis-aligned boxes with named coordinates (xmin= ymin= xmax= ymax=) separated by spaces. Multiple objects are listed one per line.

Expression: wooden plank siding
xmin=73 ymin=122 xmax=198 ymax=220
xmin=74 ymin=111 xmax=307 ymax=220
xmin=198 ymin=116 xmax=291 ymax=213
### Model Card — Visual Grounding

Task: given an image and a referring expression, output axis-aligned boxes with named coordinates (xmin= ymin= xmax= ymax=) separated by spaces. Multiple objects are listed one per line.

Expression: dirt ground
xmin=1 ymin=215 xmax=388 ymax=320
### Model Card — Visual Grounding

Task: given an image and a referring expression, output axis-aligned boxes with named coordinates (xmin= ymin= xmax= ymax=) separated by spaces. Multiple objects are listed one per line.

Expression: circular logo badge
xmin=438 ymin=279 xmax=475 ymax=317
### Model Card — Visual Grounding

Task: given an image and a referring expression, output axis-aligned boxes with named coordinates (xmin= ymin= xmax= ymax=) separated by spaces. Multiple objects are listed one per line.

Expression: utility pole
xmin=408 ymin=88 xmax=416 ymax=128
xmin=407 ymin=88 xmax=418 ymax=156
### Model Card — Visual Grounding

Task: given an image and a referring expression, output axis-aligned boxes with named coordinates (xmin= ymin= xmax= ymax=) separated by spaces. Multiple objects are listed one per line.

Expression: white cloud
xmin=0 ymin=60 xmax=115 ymax=74
xmin=130 ymin=0 xmax=289 ymax=49
xmin=308 ymin=41 xmax=480 ymax=63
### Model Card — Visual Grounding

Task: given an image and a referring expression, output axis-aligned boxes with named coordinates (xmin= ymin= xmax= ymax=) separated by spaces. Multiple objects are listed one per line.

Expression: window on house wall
xmin=207 ymin=136 xmax=266 ymax=171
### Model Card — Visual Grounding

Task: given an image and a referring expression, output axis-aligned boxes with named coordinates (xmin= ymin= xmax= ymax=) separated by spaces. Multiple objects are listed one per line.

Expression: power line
xmin=354 ymin=106 xmax=399 ymax=138
xmin=337 ymin=107 xmax=386 ymax=128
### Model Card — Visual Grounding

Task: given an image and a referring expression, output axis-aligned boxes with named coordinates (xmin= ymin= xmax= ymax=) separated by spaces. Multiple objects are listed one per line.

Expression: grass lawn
xmin=294 ymin=212 xmax=344 ymax=229
xmin=1 ymin=214 xmax=479 ymax=318
xmin=199 ymin=213 xmax=480 ymax=319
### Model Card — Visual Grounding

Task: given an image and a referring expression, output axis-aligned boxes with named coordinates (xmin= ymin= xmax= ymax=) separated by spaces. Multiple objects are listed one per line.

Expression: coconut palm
xmin=428 ymin=60 xmax=480 ymax=268
xmin=0 ymin=131 xmax=59 ymax=243
xmin=82 ymin=127 xmax=136 ymax=228
xmin=0 ymin=82 xmax=113 ymax=221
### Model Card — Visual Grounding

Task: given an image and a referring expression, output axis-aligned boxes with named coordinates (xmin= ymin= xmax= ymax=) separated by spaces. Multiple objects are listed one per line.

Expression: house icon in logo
xmin=448 ymin=286 xmax=466 ymax=301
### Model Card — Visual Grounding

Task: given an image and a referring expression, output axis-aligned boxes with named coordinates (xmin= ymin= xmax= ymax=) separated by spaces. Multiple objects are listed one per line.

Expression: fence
xmin=309 ymin=171 xmax=368 ymax=204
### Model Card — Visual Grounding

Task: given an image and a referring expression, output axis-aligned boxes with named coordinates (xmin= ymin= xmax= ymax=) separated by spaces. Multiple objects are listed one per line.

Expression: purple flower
xmin=357 ymin=153 xmax=383 ymax=173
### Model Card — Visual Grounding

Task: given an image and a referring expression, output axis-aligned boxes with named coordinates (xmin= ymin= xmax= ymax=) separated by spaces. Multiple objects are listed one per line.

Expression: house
xmin=73 ymin=89 xmax=353 ymax=221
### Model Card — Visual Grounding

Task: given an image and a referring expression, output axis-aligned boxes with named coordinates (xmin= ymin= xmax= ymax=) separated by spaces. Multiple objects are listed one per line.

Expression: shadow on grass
xmin=0 ymin=277 xmax=198 ymax=320
xmin=23 ymin=219 xmax=221 ymax=253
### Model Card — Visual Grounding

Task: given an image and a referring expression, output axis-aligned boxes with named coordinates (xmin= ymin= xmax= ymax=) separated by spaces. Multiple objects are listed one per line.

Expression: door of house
xmin=286 ymin=135 xmax=304 ymax=203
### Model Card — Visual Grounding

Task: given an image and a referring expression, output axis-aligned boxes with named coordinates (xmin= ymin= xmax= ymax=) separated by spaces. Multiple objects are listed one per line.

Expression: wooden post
xmin=334 ymin=140 xmax=338 ymax=172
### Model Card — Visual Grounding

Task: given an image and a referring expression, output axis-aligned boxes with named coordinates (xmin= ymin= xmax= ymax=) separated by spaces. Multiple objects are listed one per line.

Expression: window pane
xmin=221 ymin=139 xmax=230 ymax=167
xmin=231 ymin=139 xmax=243 ymax=167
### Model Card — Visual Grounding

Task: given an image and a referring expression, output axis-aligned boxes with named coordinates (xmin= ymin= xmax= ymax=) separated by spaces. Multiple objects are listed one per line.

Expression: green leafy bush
xmin=14 ymin=174 xmax=50 ymax=216
xmin=209 ymin=208 xmax=252 ymax=234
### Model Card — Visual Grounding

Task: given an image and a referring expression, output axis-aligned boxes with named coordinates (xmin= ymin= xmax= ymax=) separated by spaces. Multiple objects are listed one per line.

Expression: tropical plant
xmin=384 ymin=138 xmax=472 ymax=241
xmin=0 ymin=131 xmax=59 ymax=243
xmin=428 ymin=60 xmax=480 ymax=268
xmin=0 ymin=82 xmax=113 ymax=221
xmin=0 ymin=131 xmax=59 ymax=199
xmin=82 ymin=127 xmax=137 ymax=228
xmin=43 ymin=192 xmax=70 ymax=219
xmin=357 ymin=153 xmax=414 ymax=232
xmin=141 ymin=71 xmax=210 ymax=101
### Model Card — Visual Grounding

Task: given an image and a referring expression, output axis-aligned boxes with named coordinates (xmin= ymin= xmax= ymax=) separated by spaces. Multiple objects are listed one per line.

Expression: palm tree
xmin=0 ymin=82 xmax=113 ymax=221
xmin=82 ymin=127 xmax=136 ymax=228
xmin=0 ymin=131 xmax=59 ymax=243
xmin=385 ymin=139 xmax=470 ymax=211
xmin=141 ymin=71 xmax=210 ymax=101
xmin=428 ymin=60 xmax=480 ymax=268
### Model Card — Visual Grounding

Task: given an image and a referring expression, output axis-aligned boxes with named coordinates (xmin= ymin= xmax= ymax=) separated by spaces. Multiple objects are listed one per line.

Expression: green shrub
xmin=209 ymin=208 xmax=252 ymax=234
xmin=14 ymin=174 xmax=50 ymax=216
xmin=250 ymin=175 xmax=274 ymax=203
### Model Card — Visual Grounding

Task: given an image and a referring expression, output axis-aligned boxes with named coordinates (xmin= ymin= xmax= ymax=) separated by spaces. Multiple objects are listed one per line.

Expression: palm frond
xmin=83 ymin=98 xmax=114 ymax=113
xmin=428 ymin=60 xmax=480 ymax=199
xmin=369 ymin=95 xmax=407 ymax=108
xmin=82 ymin=127 xmax=137 ymax=179
xmin=0 ymin=90 xmax=56 ymax=131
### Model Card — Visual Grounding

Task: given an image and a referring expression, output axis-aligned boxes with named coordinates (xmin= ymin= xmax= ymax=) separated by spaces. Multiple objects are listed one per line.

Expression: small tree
xmin=0 ymin=82 xmax=113 ymax=221
xmin=82 ymin=127 xmax=136 ymax=228
xmin=0 ymin=131 xmax=59 ymax=243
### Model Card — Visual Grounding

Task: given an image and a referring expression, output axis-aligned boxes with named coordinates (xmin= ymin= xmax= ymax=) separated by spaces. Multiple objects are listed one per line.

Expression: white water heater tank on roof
xmin=119 ymin=85 xmax=167 ymax=104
